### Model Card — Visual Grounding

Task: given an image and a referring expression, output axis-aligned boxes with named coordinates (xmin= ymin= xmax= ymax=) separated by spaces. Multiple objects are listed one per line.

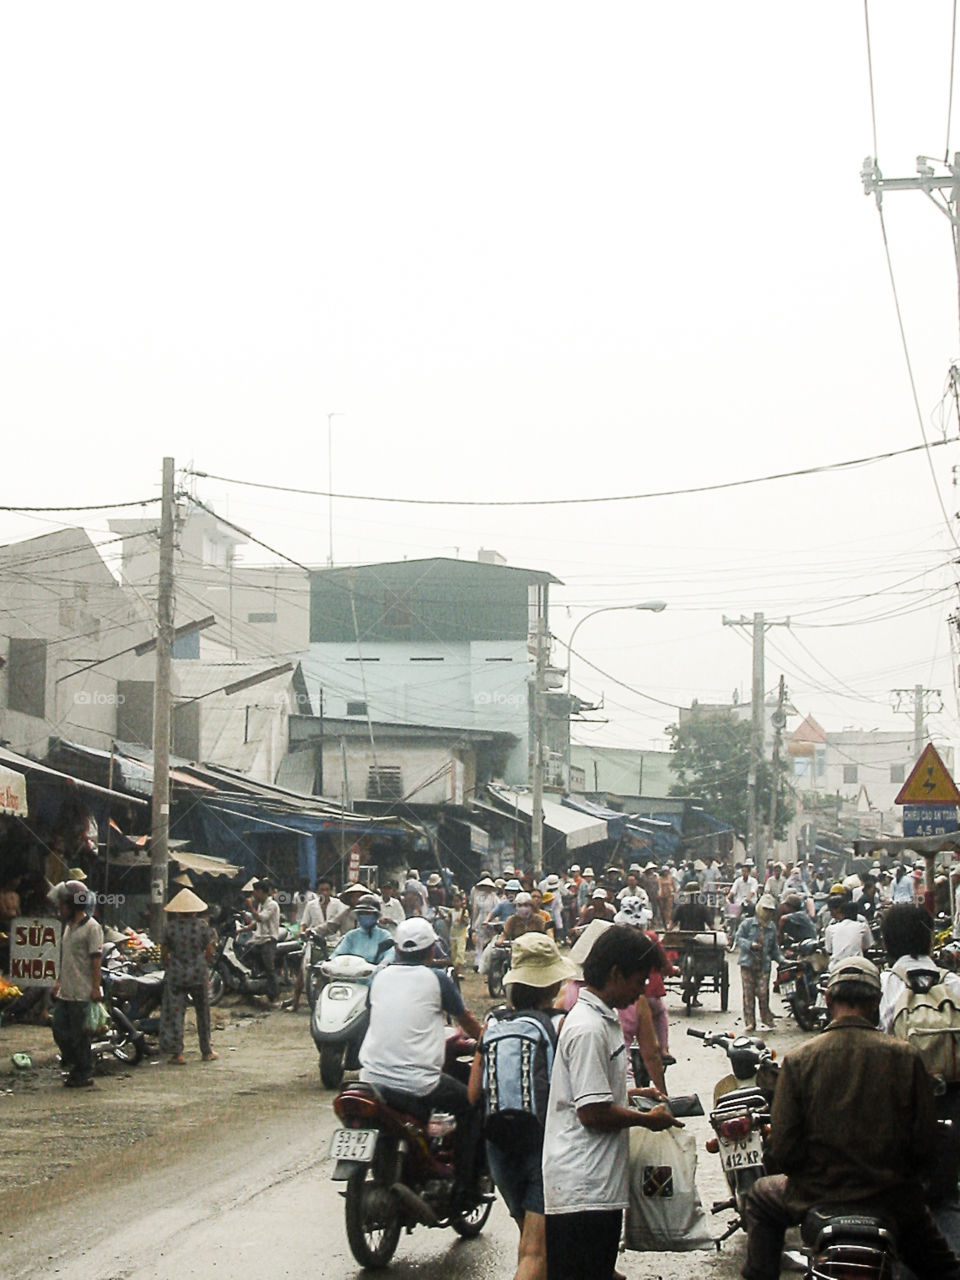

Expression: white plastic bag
xmin=624 ymin=1125 xmax=715 ymax=1252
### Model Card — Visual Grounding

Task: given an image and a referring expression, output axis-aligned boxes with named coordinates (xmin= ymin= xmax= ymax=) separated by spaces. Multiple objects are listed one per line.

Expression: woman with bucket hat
xmin=468 ymin=932 xmax=577 ymax=1280
xmin=160 ymin=888 xmax=218 ymax=1064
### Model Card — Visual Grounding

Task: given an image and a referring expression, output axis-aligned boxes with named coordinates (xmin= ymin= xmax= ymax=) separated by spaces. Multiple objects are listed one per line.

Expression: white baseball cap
xmin=395 ymin=919 xmax=438 ymax=952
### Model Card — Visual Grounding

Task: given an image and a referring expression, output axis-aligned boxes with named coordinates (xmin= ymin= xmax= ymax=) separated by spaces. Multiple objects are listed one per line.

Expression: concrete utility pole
xmin=893 ymin=684 xmax=944 ymax=757
xmin=530 ymin=614 xmax=547 ymax=874
xmin=722 ymin=613 xmax=790 ymax=864
xmin=150 ymin=457 xmax=176 ymax=940
xmin=862 ymin=155 xmax=960 ymax=344
xmin=768 ymin=675 xmax=787 ymax=847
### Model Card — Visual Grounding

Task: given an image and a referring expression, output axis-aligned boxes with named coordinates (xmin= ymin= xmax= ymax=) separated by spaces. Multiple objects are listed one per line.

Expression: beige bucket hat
xmin=164 ymin=887 xmax=208 ymax=914
xmin=503 ymin=932 xmax=577 ymax=988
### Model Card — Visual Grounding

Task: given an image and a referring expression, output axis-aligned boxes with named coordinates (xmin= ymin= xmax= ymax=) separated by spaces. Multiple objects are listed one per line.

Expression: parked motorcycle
xmin=687 ymin=1027 xmax=779 ymax=1243
xmin=330 ymin=1029 xmax=493 ymax=1268
xmin=774 ymin=940 xmax=830 ymax=1032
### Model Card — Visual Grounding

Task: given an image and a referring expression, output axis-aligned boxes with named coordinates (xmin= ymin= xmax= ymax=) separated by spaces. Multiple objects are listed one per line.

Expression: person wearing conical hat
xmin=160 ymin=888 xmax=218 ymax=1064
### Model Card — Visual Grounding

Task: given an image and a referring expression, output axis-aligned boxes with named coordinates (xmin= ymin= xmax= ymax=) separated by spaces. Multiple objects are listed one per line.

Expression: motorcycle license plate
xmin=328 ymin=1128 xmax=378 ymax=1162
xmin=720 ymin=1132 xmax=762 ymax=1171
xmin=780 ymin=980 xmax=796 ymax=997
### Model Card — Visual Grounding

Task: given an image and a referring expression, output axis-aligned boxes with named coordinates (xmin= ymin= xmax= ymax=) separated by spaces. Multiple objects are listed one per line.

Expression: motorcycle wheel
xmin=344 ymin=1168 xmax=402 ymax=1268
xmin=208 ymin=969 xmax=225 ymax=1007
xmin=487 ymin=962 xmax=504 ymax=999
xmin=320 ymin=1043 xmax=345 ymax=1089
xmin=450 ymin=1198 xmax=493 ymax=1238
xmin=112 ymin=1035 xmax=145 ymax=1065
xmin=719 ymin=962 xmax=730 ymax=1012
xmin=791 ymin=999 xmax=817 ymax=1032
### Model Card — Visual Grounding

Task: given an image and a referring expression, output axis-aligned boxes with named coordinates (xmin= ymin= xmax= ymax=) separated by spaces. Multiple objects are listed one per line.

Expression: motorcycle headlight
xmin=328 ymin=985 xmax=352 ymax=1000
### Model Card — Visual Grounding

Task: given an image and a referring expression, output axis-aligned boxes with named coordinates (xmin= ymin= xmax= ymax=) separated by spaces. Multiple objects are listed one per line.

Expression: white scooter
xmin=311 ymin=954 xmax=377 ymax=1089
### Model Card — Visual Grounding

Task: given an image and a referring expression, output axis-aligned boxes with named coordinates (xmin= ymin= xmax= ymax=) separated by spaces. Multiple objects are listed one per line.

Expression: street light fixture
xmin=565 ymin=601 xmax=667 ymax=696
xmin=563 ymin=600 xmax=667 ymax=792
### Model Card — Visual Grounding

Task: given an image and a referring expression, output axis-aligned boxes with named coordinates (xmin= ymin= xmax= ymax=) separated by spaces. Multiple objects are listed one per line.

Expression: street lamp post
xmin=563 ymin=600 xmax=667 ymax=789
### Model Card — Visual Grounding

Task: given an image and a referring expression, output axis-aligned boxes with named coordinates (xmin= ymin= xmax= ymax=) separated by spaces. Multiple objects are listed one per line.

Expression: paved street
xmin=3 ymin=961 xmax=811 ymax=1279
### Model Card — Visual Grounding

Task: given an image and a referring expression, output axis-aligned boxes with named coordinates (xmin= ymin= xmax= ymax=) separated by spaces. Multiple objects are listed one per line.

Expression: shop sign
xmin=9 ymin=916 xmax=60 ymax=987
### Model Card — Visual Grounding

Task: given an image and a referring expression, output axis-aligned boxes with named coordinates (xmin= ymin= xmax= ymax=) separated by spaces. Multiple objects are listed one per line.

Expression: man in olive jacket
xmin=742 ymin=955 xmax=960 ymax=1280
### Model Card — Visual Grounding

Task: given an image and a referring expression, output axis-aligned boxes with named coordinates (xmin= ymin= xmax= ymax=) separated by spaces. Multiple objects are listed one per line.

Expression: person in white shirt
xmin=291 ymin=877 xmax=348 ymax=1011
xmin=542 ymin=925 xmax=681 ymax=1280
xmin=824 ymin=899 xmax=873 ymax=971
xmin=246 ymin=879 xmax=281 ymax=1003
xmin=878 ymin=903 xmax=960 ymax=1031
xmin=728 ymin=863 xmax=759 ymax=912
xmin=378 ymin=880 xmax=406 ymax=935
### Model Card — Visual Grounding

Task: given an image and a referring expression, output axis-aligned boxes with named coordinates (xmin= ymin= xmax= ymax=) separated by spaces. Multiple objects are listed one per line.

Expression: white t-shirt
xmin=300 ymin=897 xmax=348 ymax=937
xmin=253 ymin=896 xmax=281 ymax=941
xmin=542 ymin=988 xmax=630 ymax=1215
xmin=378 ymin=897 xmax=406 ymax=934
xmin=359 ymin=962 xmax=464 ymax=1095
xmin=824 ymin=917 xmax=873 ymax=968
xmin=730 ymin=876 xmax=758 ymax=906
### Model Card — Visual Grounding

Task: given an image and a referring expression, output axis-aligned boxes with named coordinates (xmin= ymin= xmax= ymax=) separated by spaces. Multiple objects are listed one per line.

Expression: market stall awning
xmin=0 ymin=763 xmax=28 ymax=816
xmin=0 ymin=746 xmax=149 ymax=807
xmin=487 ymin=785 xmax=608 ymax=851
xmin=169 ymin=849 xmax=239 ymax=877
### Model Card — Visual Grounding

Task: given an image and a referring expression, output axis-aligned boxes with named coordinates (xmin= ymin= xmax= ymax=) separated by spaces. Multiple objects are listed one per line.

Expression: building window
xmin=345 ymin=657 xmax=379 ymax=662
xmin=366 ymin=765 xmax=403 ymax=799
xmin=843 ymin=764 xmax=858 ymax=784
xmin=346 ymin=700 xmax=367 ymax=716
xmin=409 ymin=656 xmax=444 ymax=663
xmin=7 ymin=638 xmax=47 ymax=719
xmin=247 ymin=611 xmax=277 ymax=624
xmin=890 ymin=763 xmax=906 ymax=784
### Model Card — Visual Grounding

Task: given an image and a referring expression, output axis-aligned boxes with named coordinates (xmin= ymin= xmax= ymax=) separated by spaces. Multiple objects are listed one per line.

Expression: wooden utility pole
xmin=150 ymin=457 xmax=175 ymax=939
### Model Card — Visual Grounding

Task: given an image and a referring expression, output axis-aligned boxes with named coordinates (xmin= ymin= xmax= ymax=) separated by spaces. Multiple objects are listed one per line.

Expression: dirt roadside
xmin=0 ymin=996 xmax=322 ymax=1218
xmin=0 ymin=971 xmax=506 ymax=1225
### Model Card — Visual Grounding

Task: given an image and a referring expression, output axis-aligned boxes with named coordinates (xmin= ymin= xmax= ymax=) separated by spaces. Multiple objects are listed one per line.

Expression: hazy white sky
xmin=3 ymin=3 xmax=960 ymax=754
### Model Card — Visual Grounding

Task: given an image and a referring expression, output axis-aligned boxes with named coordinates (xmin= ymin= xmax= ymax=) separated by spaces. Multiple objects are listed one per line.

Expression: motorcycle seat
xmin=801 ymin=1207 xmax=897 ymax=1250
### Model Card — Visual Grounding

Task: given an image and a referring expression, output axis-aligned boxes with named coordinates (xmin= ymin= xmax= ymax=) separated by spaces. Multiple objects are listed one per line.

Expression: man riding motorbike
xmin=358 ymin=917 xmax=483 ymax=1208
xmin=741 ymin=955 xmax=960 ymax=1280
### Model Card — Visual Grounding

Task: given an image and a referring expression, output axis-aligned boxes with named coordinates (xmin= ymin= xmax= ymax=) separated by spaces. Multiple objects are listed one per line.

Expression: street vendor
xmin=51 ymin=879 xmax=103 ymax=1089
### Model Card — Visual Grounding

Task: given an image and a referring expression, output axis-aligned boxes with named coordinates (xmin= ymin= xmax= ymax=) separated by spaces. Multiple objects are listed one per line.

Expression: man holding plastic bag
xmin=50 ymin=879 xmax=103 ymax=1089
xmin=541 ymin=925 xmax=682 ymax=1280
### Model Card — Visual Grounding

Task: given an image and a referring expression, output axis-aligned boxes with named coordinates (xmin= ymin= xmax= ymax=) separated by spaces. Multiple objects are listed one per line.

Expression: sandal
xmin=202 ymin=1051 xmax=219 ymax=1061
xmin=167 ymin=1054 xmax=186 ymax=1065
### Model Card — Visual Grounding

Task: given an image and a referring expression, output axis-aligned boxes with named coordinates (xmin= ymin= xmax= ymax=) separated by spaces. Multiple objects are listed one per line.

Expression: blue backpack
xmin=480 ymin=1007 xmax=561 ymax=1149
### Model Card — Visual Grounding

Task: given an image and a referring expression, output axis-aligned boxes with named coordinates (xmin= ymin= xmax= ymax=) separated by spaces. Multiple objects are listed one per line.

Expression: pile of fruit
xmin=0 ymin=975 xmax=23 ymax=1004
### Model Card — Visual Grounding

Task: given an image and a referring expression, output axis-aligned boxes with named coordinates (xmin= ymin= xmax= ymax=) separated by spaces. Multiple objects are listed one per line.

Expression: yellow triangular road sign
xmin=895 ymin=744 xmax=960 ymax=805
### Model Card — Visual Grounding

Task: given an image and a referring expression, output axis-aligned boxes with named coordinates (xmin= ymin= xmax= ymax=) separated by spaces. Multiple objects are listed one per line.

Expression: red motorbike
xmin=329 ymin=1030 xmax=493 ymax=1268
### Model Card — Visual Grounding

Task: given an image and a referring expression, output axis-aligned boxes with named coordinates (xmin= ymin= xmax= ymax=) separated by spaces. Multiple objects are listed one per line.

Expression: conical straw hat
xmin=164 ymin=887 xmax=208 ymax=914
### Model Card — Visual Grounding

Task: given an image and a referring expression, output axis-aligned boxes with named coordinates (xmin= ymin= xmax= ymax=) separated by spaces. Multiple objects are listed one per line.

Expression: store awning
xmin=0 ymin=746 xmax=149 ymax=807
xmin=170 ymin=850 xmax=240 ymax=877
xmin=487 ymin=786 xmax=608 ymax=850
xmin=0 ymin=763 xmax=28 ymax=816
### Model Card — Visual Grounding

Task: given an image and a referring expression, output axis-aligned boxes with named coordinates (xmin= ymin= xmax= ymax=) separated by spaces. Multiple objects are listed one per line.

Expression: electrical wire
xmin=185 ymin=439 xmax=955 ymax=509
xmin=864 ymin=0 xmax=879 ymax=160
xmin=0 ymin=498 xmax=159 ymax=513
xmin=948 ymin=0 xmax=958 ymax=164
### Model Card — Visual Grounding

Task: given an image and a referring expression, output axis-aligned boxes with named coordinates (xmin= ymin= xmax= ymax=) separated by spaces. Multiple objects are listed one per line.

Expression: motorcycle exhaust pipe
xmin=390 ymin=1182 xmax=440 ymax=1227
